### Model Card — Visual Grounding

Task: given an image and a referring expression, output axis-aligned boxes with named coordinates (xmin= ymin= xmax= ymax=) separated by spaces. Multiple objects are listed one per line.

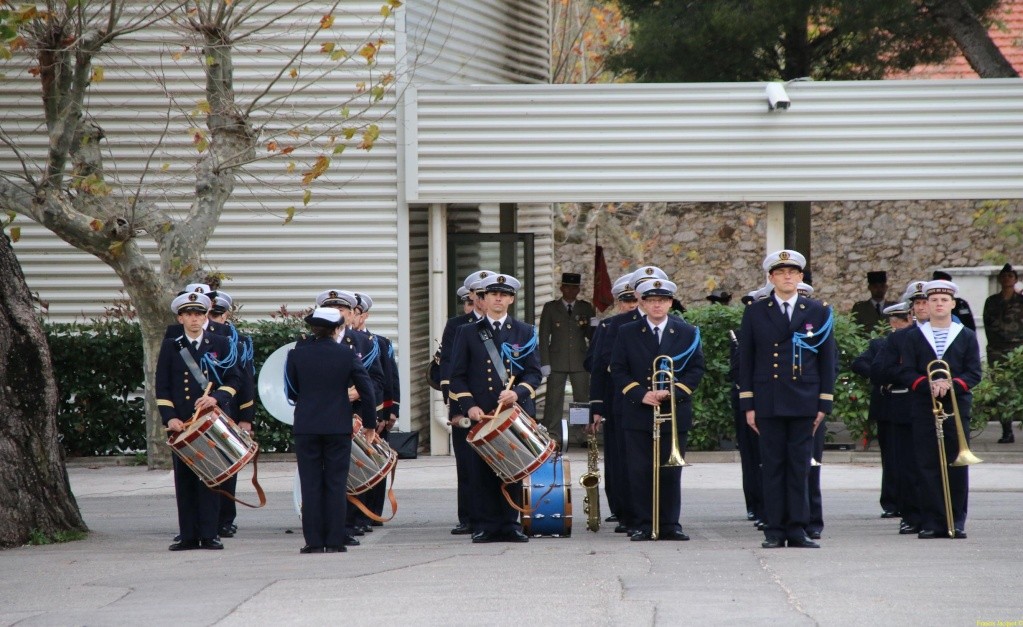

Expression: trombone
xmin=926 ymin=359 xmax=982 ymax=538
xmin=651 ymin=355 xmax=687 ymax=540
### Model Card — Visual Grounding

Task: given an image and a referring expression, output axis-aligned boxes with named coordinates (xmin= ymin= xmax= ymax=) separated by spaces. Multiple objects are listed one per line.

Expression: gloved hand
xmin=540 ymin=365 xmax=552 ymax=378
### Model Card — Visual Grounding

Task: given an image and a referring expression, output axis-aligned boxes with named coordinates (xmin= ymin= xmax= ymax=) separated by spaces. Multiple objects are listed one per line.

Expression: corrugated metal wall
xmin=409 ymin=79 xmax=1023 ymax=203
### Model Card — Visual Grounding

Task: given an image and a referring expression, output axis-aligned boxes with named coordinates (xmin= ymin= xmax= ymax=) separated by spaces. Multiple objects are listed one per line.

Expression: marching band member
xmin=896 ymin=280 xmax=981 ymax=539
xmin=458 ymin=285 xmax=475 ymax=315
xmin=732 ymin=285 xmax=766 ymax=530
xmin=163 ymin=283 xmax=230 ymax=339
xmin=739 ymin=250 xmax=836 ymax=549
xmin=206 ymin=290 xmax=255 ymax=539
xmin=610 ymin=278 xmax=704 ymax=541
xmin=158 ymin=292 xmax=242 ymax=551
xmin=870 ymin=300 xmax=921 ymax=534
xmin=440 ymin=271 xmax=492 ymax=536
xmin=587 ymin=273 xmax=640 ymax=532
xmin=286 ymin=307 xmax=376 ymax=554
xmin=448 ymin=273 xmax=541 ymax=543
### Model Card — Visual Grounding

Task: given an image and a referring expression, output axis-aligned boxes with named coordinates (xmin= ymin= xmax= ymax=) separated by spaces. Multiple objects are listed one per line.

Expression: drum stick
xmin=492 ymin=375 xmax=517 ymax=418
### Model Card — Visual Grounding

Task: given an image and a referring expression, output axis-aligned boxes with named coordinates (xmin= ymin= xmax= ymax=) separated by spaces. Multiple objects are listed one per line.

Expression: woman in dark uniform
xmin=286 ymin=307 xmax=376 ymax=554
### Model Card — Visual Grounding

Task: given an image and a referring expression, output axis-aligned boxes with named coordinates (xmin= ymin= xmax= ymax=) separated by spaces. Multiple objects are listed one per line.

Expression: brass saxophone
xmin=579 ymin=432 xmax=601 ymax=532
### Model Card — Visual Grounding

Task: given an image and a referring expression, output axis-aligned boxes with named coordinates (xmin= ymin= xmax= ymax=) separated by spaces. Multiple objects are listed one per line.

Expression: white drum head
xmin=257 ymin=341 xmax=297 ymax=425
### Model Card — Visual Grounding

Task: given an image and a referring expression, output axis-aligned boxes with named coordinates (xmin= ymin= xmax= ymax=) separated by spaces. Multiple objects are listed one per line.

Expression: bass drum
xmin=257 ymin=341 xmax=297 ymax=425
xmin=521 ymin=455 xmax=572 ymax=537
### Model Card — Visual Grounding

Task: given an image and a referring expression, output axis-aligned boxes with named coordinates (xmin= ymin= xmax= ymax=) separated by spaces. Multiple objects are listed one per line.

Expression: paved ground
xmin=3 ymin=433 xmax=1022 ymax=627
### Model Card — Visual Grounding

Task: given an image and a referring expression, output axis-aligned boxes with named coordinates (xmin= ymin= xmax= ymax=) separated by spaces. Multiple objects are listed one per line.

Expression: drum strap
xmin=212 ymin=447 xmax=267 ymax=509
xmin=176 ymin=337 xmax=210 ymax=389
xmin=346 ymin=463 xmax=398 ymax=523
xmin=499 ymin=453 xmax=561 ymax=515
xmin=477 ymin=321 xmax=509 ymax=386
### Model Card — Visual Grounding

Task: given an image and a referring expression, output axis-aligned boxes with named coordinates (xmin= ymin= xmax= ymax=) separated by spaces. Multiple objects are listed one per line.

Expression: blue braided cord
xmin=241 ymin=336 xmax=255 ymax=373
xmin=362 ymin=336 xmax=380 ymax=370
xmin=200 ymin=353 xmax=224 ymax=385
xmin=666 ymin=327 xmax=702 ymax=373
xmin=500 ymin=326 xmax=539 ymax=376
xmin=387 ymin=341 xmax=394 ymax=359
xmin=792 ymin=307 xmax=835 ymax=373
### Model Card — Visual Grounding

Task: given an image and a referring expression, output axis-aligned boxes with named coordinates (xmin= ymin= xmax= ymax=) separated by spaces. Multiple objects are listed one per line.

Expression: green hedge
xmin=47 ymin=318 xmax=304 ymax=456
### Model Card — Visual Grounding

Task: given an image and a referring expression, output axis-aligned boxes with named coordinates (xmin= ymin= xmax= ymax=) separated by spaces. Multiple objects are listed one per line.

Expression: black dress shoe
xmin=746 ymin=511 xmax=756 ymax=521
xmin=661 ymin=530 xmax=690 ymax=541
xmin=754 ymin=521 xmax=766 ymax=531
xmin=997 ymin=433 xmax=1015 ymax=444
xmin=218 ymin=526 xmax=235 ymax=538
xmin=450 ymin=523 xmax=472 ymax=535
xmin=614 ymin=524 xmax=629 ymax=533
xmin=200 ymin=538 xmax=224 ymax=550
xmin=349 ymin=527 xmax=365 ymax=537
xmin=503 ymin=530 xmax=529 ymax=543
xmin=370 ymin=521 xmax=383 ymax=527
xmin=630 ymin=531 xmax=652 ymax=541
xmin=761 ymin=539 xmax=785 ymax=549
xmin=807 ymin=530 xmax=821 ymax=540
xmin=899 ymin=525 xmax=921 ymax=535
xmin=359 ymin=524 xmax=373 ymax=533
xmin=299 ymin=545 xmax=324 ymax=554
xmin=605 ymin=514 xmax=618 ymax=522
xmin=168 ymin=539 xmax=200 ymax=551
xmin=173 ymin=534 xmax=182 ymax=543
xmin=471 ymin=531 xmax=500 ymax=544
xmin=954 ymin=529 xmax=967 ymax=539
xmin=787 ymin=536 xmax=820 ymax=548
xmin=880 ymin=510 xmax=899 ymax=519
xmin=344 ymin=535 xmax=360 ymax=547
xmin=917 ymin=530 xmax=938 ymax=539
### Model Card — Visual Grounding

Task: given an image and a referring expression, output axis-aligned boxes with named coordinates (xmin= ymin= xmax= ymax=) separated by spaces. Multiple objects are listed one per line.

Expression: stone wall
xmin=553 ymin=199 xmax=1023 ymax=313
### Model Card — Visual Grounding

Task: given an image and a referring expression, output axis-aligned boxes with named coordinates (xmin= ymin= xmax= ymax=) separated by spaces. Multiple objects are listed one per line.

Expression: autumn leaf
xmin=89 ymin=219 xmax=104 ymax=231
xmin=280 ymin=146 xmax=295 ymax=155
xmin=28 ymin=66 xmax=40 ymax=77
xmin=358 ymin=124 xmax=380 ymax=150
xmin=342 ymin=127 xmax=356 ymax=140
xmin=193 ymin=131 xmax=209 ymax=153
xmin=9 ymin=227 xmax=20 ymax=243
xmin=300 ymin=156 xmax=331 ymax=185
xmin=267 ymin=140 xmax=279 ymax=152
xmin=371 ymin=85 xmax=385 ymax=102
xmin=171 ymin=50 xmax=183 ymax=61
xmin=108 ymin=241 xmax=124 ymax=258
xmin=321 ymin=42 xmax=335 ymax=53
xmin=161 ymin=163 xmax=170 ymax=171
xmin=358 ymin=42 xmax=377 ymax=63
xmin=283 ymin=206 xmax=295 ymax=225
xmin=195 ymin=99 xmax=211 ymax=114
xmin=320 ymin=14 xmax=335 ymax=29
xmin=286 ymin=162 xmax=296 ymax=174
xmin=330 ymin=49 xmax=347 ymax=61
xmin=332 ymin=145 xmax=345 ymax=155
xmin=289 ymin=67 xmax=298 ymax=79
xmin=302 ymin=189 xmax=312 ymax=206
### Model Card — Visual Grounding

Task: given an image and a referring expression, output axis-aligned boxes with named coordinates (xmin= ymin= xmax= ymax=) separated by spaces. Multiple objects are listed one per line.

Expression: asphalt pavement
xmin=1 ymin=430 xmax=1022 ymax=626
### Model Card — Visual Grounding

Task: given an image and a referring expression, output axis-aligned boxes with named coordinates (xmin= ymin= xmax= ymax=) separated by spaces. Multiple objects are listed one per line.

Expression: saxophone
xmin=579 ymin=432 xmax=601 ymax=532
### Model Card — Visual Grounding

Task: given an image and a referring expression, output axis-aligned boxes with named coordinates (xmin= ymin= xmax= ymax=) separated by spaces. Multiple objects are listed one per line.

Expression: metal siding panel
xmin=407 ymin=205 xmax=432 ymax=436
xmin=410 ymin=80 xmax=1023 ymax=203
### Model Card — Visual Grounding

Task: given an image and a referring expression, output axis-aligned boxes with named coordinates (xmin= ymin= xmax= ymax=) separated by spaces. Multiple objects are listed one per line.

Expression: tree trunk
xmin=924 ymin=0 xmax=1020 ymax=78
xmin=0 ymin=233 xmax=87 ymax=548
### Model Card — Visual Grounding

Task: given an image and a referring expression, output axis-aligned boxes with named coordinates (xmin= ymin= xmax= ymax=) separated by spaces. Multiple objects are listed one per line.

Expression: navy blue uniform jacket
xmin=156 ymin=331 xmax=242 ymax=424
xmin=610 ymin=316 xmax=704 ymax=433
xmin=895 ymin=323 xmax=982 ymax=418
xmin=588 ymin=310 xmax=643 ymax=416
xmin=286 ymin=337 xmax=376 ymax=435
xmin=448 ymin=317 xmax=542 ymax=417
xmin=738 ymin=294 xmax=837 ymax=418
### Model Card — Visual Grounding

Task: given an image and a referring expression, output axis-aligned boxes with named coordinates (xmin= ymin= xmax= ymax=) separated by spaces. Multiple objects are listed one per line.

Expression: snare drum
xmin=348 ymin=426 xmax=398 ymax=496
xmin=467 ymin=404 xmax=556 ymax=484
xmin=167 ymin=406 xmax=258 ymax=488
xmin=521 ymin=456 xmax=573 ymax=537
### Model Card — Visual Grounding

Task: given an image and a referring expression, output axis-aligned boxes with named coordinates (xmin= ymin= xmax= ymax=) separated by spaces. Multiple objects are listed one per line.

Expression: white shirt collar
xmin=648 ymin=318 xmax=667 ymax=334
xmin=487 ymin=315 xmax=508 ymax=328
xmin=184 ymin=331 xmax=203 ymax=343
xmin=775 ymin=293 xmax=798 ymax=309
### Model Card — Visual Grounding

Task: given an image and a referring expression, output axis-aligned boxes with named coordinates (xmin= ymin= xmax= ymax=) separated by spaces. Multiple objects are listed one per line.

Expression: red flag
xmin=593 ymin=244 xmax=614 ymax=312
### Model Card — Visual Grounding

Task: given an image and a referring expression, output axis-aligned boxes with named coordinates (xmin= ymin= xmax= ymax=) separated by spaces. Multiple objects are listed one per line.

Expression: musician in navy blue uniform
xmin=896 ymin=280 xmax=982 ymax=539
xmin=739 ymin=250 xmax=837 ymax=549
xmin=353 ymin=292 xmax=400 ymax=525
xmin=448 ymin=273 xmax=542 ymax=543
xmin=163 ymin=283 xmax=231 ymax=340
xmin=611 ymin=278 xmax=704 ymax=541
xmin=439 ymin=271 xmax=491 ymax=536
xmin=286 ymin=307 xmax=376 ymax=554
xmin=870 ymin=300 xmax=922 ymax=534
xmin=204 ymin=290 xmax=256 ymax=538
xmin=158 ymin=292 xmax=242 ymax=551
xmin=587 ymin=274 xmax=640 ymax=533
xmin=732 ymin=285 xmax=769 ymax=530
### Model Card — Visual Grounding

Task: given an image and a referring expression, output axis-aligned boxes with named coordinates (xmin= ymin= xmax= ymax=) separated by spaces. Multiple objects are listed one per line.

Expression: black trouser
xmin=467 ymin=447 xmax=521 ymax=533
xmin=602 ymin=414 xmax=622 ymax=518
xmin=173 ymin=455 xmax=221 ymax=542
xmin=624 ymin=426 xmax=686 ymax=535
xmin=451 ymin=423 xmax=475 ymax=528
xmin=877 ymin=420 xmax=898 ymax=513
xmin=892 ymin=421 xmax=920 ymax=527
xmin=758 ymin=415 xmax=813 ymax=542
xmin=217 ymin=475 xmax=237 ymax=529
xmin=732 ymin=390 xmax=762 ymax=520
xmin=295 ymin=434 xmax=351 ymax=548
xmin=912 ymin=414 xmax=969 ymax=534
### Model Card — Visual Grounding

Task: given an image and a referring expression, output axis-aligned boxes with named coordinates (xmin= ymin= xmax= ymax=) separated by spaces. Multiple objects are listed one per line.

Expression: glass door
xmin=447 ymin=233 xmax=534 ymax=320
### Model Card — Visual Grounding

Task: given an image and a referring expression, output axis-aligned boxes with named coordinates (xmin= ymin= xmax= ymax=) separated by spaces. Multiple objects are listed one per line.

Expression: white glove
xmin=540 ymin=365 xmax=552 ymax=378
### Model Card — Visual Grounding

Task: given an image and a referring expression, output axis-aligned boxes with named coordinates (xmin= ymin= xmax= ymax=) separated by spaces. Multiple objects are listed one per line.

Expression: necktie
xmin=567 ymin=304 xmax=573 ymax=316
xmin=493 ymin=320 xmax=501 ymax=334
xmin=876 ymin=302 xmax=882 ymax=316
xmin=654 ymin=326 xmax=661 ymax=345
xmin=783 ymin=302 xmax=791 ymax=321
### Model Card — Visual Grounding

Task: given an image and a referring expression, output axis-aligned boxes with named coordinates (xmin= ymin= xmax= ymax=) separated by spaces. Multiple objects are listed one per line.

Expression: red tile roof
xmin=893 ymin=0 xmax=1023 ymax=78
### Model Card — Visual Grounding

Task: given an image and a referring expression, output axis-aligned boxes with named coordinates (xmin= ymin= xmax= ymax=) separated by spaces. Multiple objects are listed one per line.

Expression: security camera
xmin=765 ymin=83 xmax=790 ymax=111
